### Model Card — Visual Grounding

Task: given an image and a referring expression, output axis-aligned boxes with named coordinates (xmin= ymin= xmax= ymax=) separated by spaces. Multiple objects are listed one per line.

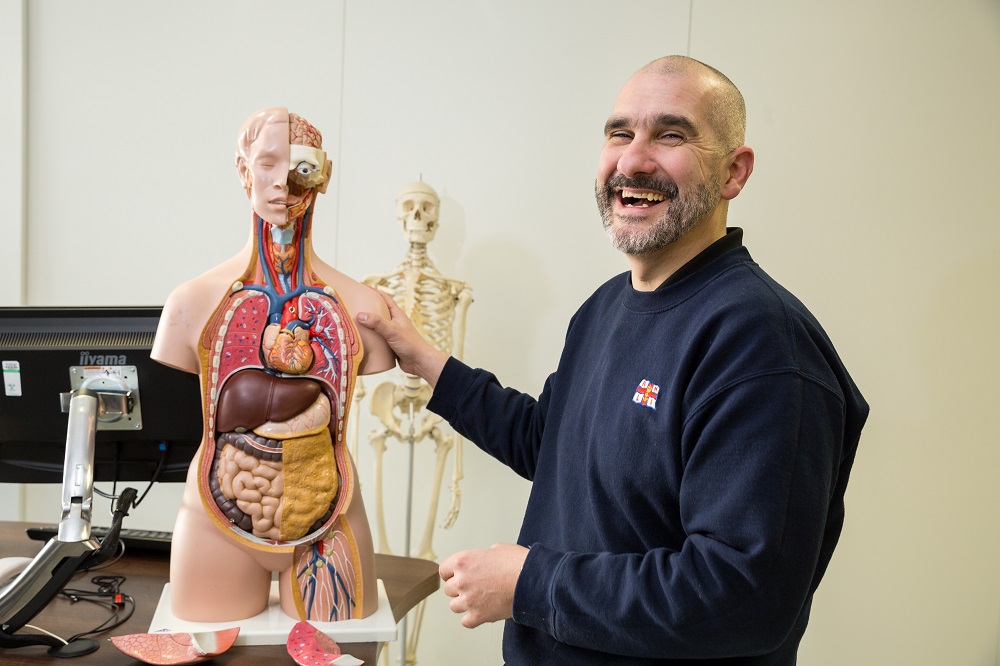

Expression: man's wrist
xmin=420 ymin=349 xmax=450 ymax=389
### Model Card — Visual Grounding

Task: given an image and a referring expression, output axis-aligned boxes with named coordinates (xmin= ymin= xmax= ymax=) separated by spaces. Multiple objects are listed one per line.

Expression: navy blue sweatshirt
xmin=428 ymin=229 xmax=869 ymax=665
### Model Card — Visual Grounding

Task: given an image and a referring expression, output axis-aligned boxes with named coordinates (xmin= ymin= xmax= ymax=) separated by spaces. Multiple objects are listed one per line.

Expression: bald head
xmin=639 ymin=56 xmax=746 ymax=153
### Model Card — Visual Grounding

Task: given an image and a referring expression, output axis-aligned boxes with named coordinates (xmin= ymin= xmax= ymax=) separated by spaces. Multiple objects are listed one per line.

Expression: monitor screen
xmin=0 ymin=306 xmax=202 ymax=484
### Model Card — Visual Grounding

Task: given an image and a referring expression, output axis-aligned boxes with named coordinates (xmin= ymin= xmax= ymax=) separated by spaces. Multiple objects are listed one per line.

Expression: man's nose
xmin=616 ymin=141 xmax=656 ymax=178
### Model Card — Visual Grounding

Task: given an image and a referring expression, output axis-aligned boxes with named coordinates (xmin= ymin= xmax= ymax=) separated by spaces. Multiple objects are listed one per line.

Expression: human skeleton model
xmin=356 ymin=182 xmax=473 ymax=564
xmin=353 ymin=182 xmax=471 ymax=666
xmin=151 ymin=107 xmax=393 ymax=624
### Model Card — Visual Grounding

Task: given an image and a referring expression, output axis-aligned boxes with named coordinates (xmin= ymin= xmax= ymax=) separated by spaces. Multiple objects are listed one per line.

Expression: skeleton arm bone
xmin=442 ymin=284 xmax=473 ymax=529
xmin=368 ymin=428 xmax=393 ymax=555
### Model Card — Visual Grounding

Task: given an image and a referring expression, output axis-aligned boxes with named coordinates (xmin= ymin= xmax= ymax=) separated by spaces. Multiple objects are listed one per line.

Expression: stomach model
xmin=197 ymin=276 xmax=366 ymax=621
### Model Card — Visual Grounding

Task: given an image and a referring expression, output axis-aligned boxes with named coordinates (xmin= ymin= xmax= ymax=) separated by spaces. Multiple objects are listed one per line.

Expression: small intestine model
xmin=151 ymin=107 xmax=394 ymax=624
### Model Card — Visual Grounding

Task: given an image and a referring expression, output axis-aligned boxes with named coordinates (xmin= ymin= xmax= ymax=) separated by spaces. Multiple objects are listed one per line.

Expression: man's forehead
xmin=607 ymin=71 xmax=711 ymax=132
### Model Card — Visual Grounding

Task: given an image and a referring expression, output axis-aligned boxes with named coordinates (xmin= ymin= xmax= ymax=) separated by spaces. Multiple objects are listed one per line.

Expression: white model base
xmin=149 ymin=579 xmax=397 ymax=646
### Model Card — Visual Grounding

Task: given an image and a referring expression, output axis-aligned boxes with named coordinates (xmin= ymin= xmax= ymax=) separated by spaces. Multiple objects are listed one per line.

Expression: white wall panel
xmin=0 ymin=0 xmax=26 ymax=521
xmin=25 ymin=0 xmax=346 ymax=306
xmin=0 ymin=0 xmax=25 ymax=307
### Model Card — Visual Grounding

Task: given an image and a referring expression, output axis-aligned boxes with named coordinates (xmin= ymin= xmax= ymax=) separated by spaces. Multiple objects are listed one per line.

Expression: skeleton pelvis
xmin=263 ymin=323 xmax=314 ymax=374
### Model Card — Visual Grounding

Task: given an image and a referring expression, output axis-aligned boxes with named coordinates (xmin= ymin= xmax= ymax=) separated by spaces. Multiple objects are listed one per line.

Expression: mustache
xmin=601 ymin=174 xmax=679 ymax=199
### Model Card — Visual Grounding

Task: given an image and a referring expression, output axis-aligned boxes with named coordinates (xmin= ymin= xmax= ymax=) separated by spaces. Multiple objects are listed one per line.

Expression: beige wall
xmin=1 ymin=0 xmax=998 ymax=664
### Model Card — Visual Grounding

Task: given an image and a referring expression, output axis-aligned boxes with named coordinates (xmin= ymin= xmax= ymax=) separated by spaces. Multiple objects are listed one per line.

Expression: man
xmin=357 ymin=56 xmax=868 ymax=665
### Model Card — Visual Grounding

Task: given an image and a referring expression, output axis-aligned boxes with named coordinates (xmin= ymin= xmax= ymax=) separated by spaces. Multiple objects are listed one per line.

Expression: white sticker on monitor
xmin=81 ymin=366 xmax=125 ymax=379
xmin=2 ymin=360 xmax=22 ymax=397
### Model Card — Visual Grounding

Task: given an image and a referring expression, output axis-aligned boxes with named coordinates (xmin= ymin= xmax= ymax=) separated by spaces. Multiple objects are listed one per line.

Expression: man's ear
xmin=721 ymin=145 xmax=754 ymax=201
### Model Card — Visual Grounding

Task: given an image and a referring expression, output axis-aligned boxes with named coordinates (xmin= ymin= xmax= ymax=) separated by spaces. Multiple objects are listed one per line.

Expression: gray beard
xmin=595 ymin=177 xmax=719 ymax=256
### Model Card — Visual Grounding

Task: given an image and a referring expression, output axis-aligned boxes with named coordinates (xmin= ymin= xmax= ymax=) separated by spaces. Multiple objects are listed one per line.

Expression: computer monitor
xmin=0 ymin=306 xmax=202 ymax=484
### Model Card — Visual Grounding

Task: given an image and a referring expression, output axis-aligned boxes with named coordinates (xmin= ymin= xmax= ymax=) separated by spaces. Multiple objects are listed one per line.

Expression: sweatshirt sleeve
xmin=511 ymin=371 xmax=850 ymax=659
xmin=427 ymin=356 xmax=551 ymax=481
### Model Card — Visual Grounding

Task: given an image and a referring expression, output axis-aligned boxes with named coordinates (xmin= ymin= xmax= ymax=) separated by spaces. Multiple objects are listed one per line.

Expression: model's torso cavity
xmin=197 ymin=240 xmax=360 ymax=549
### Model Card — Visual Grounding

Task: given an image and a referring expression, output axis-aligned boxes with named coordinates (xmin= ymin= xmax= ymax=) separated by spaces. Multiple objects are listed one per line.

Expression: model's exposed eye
xmin=293 ymin=161 xmax=317 ymax=176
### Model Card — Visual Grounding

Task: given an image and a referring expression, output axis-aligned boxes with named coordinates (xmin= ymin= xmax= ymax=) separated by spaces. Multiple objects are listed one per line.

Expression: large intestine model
xmin=151 ymin=107 xmax=394 ymax=625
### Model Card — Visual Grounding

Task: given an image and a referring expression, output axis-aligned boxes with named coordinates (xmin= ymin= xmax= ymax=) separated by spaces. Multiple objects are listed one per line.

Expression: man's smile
xmin=619 ymin=188 xmax=667 ymax=208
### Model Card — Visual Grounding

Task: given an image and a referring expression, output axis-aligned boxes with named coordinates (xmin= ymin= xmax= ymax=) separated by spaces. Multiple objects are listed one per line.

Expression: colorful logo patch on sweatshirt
xmin=633 ymin=379 xmax=659 ymax=410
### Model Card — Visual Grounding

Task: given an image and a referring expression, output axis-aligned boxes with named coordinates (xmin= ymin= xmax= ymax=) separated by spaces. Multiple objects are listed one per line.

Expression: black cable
xmin=58 ymin=575 xmax=135 ymax=641
xmin=95 ymin=441 xmax=167 ymax=509
xmin=85 ymin=487 xmax=138 ymax=570
xmin=132 ymin=442 xmax=168 ymax=507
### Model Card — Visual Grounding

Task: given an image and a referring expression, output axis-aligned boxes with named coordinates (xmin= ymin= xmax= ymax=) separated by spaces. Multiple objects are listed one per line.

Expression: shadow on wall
xmin=431 ymin=194 xmax=469 ymax=282
xmin=461 ymin=236 xmax=556 ymax=391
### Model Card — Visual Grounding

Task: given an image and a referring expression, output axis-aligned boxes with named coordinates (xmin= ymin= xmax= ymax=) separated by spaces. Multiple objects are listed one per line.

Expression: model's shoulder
xmin=309 ymin=260 xmax=396 ymax=374
xmin=311 ymin=263 xmax=383 ymax=311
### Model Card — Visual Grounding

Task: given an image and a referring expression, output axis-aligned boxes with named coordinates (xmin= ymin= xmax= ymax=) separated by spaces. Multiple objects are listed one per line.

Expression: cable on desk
xmin=58 ymin=575 xmax=135 ymax=642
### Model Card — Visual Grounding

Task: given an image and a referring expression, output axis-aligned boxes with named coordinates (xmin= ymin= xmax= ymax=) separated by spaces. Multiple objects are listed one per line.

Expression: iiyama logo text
xmin=79 ymin=351 xmax=127 ymax=365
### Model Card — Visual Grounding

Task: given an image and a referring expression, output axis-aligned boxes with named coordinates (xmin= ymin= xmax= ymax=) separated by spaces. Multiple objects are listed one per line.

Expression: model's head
xmin=594 ymin=56 xmax=754 ymax=256
xmin=396 ymin=181 xmax=440 ymax=245
xmin=236 ymin=107 xmax=331 ymax=227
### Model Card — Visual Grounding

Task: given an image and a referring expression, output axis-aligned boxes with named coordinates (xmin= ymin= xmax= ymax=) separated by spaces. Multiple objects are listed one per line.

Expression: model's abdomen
xmin=210 ymin=369 xmax=337 ymax=540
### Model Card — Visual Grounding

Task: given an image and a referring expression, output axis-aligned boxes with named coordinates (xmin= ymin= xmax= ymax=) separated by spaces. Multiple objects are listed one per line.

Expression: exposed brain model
xmin=152 ymin=107 xmax=394 ymax=624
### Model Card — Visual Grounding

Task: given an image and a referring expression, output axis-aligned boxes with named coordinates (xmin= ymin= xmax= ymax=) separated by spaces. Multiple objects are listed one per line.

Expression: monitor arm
xmin=0 ymin=377 xmax=138 ymax=654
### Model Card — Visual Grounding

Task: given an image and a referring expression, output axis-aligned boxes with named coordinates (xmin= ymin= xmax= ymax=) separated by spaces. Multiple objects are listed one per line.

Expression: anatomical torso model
xmin=151 ymin=107 xmax=393 ymax=623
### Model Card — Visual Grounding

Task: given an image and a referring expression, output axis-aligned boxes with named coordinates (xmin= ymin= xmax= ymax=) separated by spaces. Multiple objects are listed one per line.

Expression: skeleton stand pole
xmin=399 ymin=403 xmax=416 ymax=666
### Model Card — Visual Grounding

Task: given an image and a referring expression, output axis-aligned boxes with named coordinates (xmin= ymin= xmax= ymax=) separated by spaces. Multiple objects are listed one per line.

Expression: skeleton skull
xmin=396 ymin=182 xmax=440 ymax=244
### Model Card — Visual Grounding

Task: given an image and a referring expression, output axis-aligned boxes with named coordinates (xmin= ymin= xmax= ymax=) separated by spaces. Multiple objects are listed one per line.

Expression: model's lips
xmin=269 ymin=198 xmax=287 ymax=205
xmin=618 ymin=188 xmax=667 ymax=208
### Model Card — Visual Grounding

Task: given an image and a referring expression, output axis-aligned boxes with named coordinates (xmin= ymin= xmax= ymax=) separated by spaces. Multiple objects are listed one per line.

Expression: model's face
xmin=595 ymin=69 xmax=726 ymax=255
xmin=246 ymin=121 xmax=292 ymax=227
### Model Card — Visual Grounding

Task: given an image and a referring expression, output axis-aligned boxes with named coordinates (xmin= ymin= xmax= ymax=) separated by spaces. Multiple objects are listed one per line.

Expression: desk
xmin=0 ymin=521 xmax=439 ymax=665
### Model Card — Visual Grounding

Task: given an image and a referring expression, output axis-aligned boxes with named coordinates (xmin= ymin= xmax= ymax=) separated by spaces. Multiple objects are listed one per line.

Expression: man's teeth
xmin=621 ymin=189 xmax=666 ymax=207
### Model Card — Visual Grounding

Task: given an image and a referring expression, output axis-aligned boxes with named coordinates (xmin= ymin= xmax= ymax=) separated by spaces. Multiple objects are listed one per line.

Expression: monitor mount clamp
xmin=0 ymin=374 xmax=139 ymax=657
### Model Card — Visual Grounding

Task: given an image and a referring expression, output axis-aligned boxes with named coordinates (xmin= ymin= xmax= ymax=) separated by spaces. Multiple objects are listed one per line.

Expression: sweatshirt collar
xmin=654 ymin=227 xmax=744 ymax=291
xmin=623 ymin=227 xmax=746 ymax=311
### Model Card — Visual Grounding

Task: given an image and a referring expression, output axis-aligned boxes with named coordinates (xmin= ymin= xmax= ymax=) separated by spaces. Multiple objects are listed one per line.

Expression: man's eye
xmin=660 ymin=132 xmax=684 ymax=142
xmin=294 ymin=161 xmax=317 ymax=176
